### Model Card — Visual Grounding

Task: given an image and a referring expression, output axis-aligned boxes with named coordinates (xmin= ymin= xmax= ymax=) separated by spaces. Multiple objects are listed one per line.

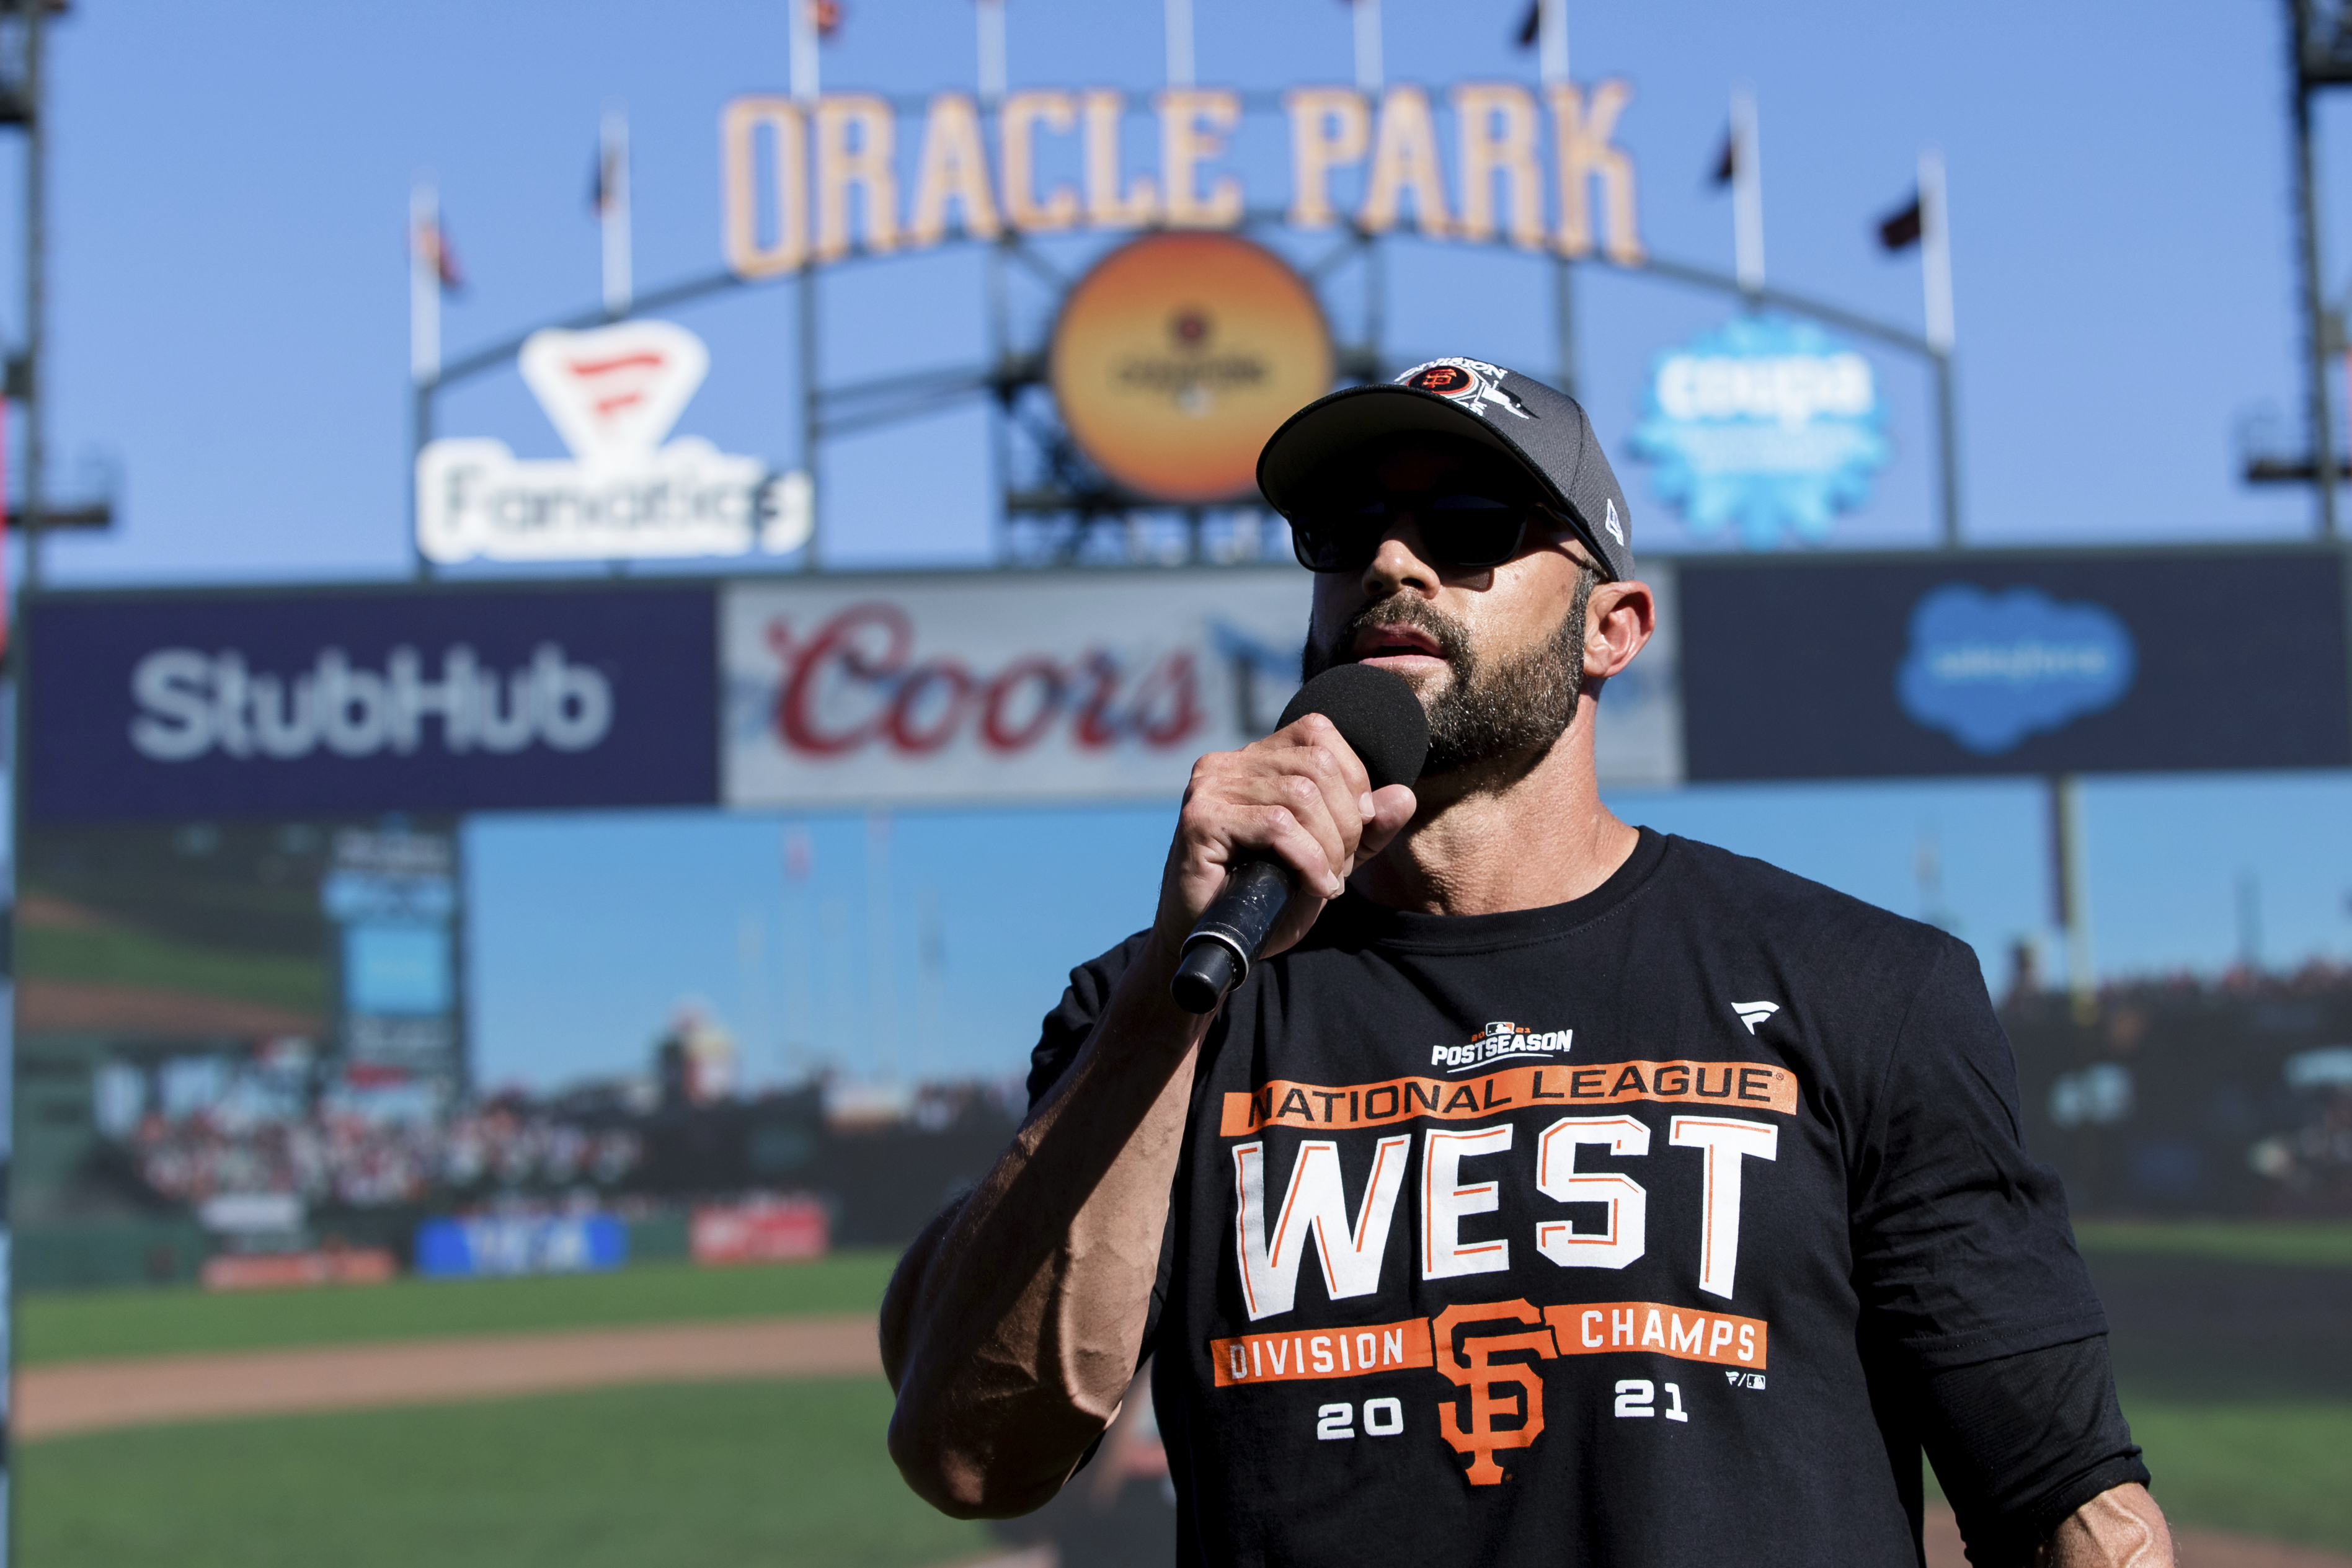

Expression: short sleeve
xmin=1026 ymin=930 xmax=1154 ymax=1110
xmin=1849 ymin=941 xmax=2108 ymax=1368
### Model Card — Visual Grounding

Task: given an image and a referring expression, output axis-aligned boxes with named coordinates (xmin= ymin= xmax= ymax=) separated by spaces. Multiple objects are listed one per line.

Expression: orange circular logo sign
xmin=1049 ymin=233 xmax=1333 ymax=505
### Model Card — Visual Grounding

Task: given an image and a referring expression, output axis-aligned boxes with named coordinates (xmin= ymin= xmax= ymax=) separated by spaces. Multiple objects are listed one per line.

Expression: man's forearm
xmin=882 ymin=939 xmax=1209 ymax=1518
xmin=2039 ymin=1485 xmax=2171 ymax=1568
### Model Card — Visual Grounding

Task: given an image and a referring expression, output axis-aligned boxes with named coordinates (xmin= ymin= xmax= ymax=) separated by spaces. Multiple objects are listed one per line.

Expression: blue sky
xmin=17 ymin=0 xmax=2352 ymax=1090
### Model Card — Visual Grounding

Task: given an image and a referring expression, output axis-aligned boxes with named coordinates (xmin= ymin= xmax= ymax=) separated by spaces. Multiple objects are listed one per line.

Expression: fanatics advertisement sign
xmin=417 ymin=320 xmax=810 ymax=565
xmin=1675 ymin=549 xmax=2352 ymax=780
xmin=27 ymin=586 xmax=720 ymax=822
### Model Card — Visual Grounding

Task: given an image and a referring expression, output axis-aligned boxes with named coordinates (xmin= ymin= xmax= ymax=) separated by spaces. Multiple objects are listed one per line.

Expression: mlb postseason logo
xmin=1430 ymin=1020 xmax=1574 ymax=1074
xmin=417 ymin=320 xmax=811 ymax=565
xmin=1628 ymin=311 xmax=1890 ymax=549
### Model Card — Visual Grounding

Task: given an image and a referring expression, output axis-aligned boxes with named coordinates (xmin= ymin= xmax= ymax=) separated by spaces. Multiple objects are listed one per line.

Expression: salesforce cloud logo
xmin=1896 ymin=585 xmax=2136 ymax=754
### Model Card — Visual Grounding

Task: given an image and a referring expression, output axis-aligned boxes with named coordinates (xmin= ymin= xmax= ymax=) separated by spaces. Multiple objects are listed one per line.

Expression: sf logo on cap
xmin=1397 ymin=357 xmax=1533 ymax=422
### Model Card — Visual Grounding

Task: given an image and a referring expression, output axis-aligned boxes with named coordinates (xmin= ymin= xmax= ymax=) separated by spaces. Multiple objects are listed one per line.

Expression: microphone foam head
xmin=1277 ymin=664 xmax=1432 ymax=792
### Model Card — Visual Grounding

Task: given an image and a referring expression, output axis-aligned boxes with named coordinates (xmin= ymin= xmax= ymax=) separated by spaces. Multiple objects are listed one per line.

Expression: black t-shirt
xmin=1027 ymin=830 xmax=2110 ymax=1567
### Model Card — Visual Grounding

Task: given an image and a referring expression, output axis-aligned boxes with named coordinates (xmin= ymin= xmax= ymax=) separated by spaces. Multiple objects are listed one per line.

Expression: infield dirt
xmin=15 ymin=1311 xmax=881 ymax=1438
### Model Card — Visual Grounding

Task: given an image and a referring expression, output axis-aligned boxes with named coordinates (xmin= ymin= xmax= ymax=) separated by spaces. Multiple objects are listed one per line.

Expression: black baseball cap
xmin=1256 ymin=357 xmax=1635 ymax=582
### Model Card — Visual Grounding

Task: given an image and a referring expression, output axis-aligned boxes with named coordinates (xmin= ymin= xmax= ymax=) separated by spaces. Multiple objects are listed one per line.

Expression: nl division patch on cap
xmin=1254 ymin=355 xmax=1636 ymax=582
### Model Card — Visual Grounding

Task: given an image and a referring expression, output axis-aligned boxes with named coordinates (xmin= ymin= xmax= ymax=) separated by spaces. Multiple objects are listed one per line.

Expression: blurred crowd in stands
xmin=128 ymin=1099 xmax=645 ymax=1209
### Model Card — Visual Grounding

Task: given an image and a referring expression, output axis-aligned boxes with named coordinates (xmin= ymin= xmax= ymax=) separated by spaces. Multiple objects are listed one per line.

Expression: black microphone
xmin=1169 ymin=663 xmax=1431 ymax=1014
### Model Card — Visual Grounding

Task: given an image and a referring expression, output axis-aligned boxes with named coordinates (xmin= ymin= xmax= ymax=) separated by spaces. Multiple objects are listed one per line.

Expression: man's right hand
xmin=1153 ymin=711 xmax=1419 ymax=971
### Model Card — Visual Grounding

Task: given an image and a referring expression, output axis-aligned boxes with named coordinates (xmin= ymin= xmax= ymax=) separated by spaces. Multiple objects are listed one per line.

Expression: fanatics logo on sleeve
xmin=1731 ymin=1001 xmax=1778 ymax=1035
xmin=1431 ymin=1020 xmax=1573 ymax=1074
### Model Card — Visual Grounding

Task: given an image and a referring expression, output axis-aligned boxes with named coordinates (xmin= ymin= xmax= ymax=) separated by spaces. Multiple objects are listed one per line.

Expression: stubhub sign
xmin=28 ymin=587 xmax=718 ymax=821
xmin=128 ymin=644 xmax=616 ymax=762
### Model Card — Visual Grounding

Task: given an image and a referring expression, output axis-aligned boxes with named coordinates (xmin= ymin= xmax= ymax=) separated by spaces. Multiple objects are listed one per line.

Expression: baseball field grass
xmin=2115 ymin=1397 xmax=2352 ymax=1551
xmin=1920 ymin=1388 xmax=2352 ymax=1554
xmin=14 ymin=1250 xmax=903 ymax=1365
xmin=2069 ymin=1226 xmax=2352 ymax=1552
xmin=12 ymin=1375 xmax=990 ymax=1568
xmin=2074 ymin=1219 xmax=2352 ymax=1271
xmin=11 ymin=1226 xmax=2350 ymax=1560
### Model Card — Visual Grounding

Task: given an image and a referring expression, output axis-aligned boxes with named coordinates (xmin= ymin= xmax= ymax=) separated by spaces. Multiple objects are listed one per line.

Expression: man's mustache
xmin=1336 ymin=599 xmax=1471 ymax=668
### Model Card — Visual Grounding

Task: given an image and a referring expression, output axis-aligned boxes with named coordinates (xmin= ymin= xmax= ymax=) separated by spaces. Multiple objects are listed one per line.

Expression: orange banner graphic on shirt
xmin=1210 ymin=1300 xmax=1766 ymax=1390
xmin=1217 ymin=1060 xmax=1798 ymax=1138
xmin=1540 ymin=1300 xmax=1768 ymax=1370
xmin=1210 ymin=1316 xmax=1435 ymax=1386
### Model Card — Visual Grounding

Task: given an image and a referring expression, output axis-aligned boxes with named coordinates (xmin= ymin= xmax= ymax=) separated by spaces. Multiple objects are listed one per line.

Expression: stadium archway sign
xmin=717 ymin=82 xmax=1646 ymax=276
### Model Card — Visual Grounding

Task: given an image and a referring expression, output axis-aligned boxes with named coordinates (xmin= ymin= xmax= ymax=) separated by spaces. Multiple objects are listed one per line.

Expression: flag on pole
xmin=1874 ymin=155 xmax=1951 ymax=352
xmin=791 ymin=0 xmax=837 ymax=102
xmin=415 ymin=211 xmax=464 ymax=293
xmin=1877 ymin=193 xmax=1924 ymax=251
xmin=1512 ymin=0 xmax=1568 ymax=86
xmin=1720 ymin=89 xmax=1763 ymax=294
xmin=590 ymin=141 xmax=621 ymax=218
xmin=594 ymin=106 xmax=632 ymax=316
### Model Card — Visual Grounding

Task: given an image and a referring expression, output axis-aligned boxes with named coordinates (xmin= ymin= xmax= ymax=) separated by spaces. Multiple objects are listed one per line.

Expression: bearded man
xmin=882 ymin=359 xmax=2171 ymax=1568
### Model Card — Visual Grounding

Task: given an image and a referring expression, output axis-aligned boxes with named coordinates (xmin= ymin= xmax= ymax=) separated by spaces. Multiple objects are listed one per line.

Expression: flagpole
xmin=1537 ymin=0 xmax=1568 ymax=86
xmin=789 ymin=0 xmax=820 ymax=105
xmin=1920 ymin=144 xmax=1961 ymax=546
xmin=409 ymin=181 xmax=440 ymax=384
xmin=601 ymin=104 xmax=632 ymax=318
xmin=1919 ymin=146 xmax=1954 ymax=353
xmin=1352 ymin=0 xmax=1382 ymax=92
xmin=791 ymin=0 xmax=821 ymax=568
xmin=1730 ymin=87 xmax=1764 ymax=298
xmin=976 ymin=0 xmax=1006 ymax=103
xmin=1166 ymin=0 xmax=1194 ymax=87
xmin=1541 ymin=0 xmax=1573 ymax=396
xmin=409 ymin=179 xmax=439 ymax=580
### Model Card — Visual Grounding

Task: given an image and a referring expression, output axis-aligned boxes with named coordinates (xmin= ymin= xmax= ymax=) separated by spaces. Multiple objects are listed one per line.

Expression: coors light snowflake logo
xmin=1397 ymin=357 xmax=1534 ymax=422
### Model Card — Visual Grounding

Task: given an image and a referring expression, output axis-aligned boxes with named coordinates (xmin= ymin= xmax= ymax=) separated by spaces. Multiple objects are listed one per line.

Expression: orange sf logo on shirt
xmin=1434 ymin=1300 xmax=1558 ymax=1486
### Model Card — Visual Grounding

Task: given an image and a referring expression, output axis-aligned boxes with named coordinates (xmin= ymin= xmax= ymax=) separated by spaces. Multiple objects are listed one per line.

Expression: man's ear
xmin=1584 ymin=578 xmax=1656 ymax=681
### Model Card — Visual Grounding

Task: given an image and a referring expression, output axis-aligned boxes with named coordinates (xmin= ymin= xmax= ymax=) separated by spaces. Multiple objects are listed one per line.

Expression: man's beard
xmin=1302 ymin=573 xmax=1597 ymax=777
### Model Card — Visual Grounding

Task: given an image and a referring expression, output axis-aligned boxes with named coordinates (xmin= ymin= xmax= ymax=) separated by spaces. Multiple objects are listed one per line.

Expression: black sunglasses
xmin=1289 ymin=492 xmax=1565 ymax=575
